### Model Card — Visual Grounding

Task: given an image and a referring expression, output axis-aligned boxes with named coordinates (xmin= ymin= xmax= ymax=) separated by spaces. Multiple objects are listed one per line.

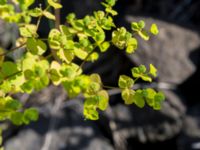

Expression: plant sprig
xmin=0 ymin=0 xmax=164 ymax=125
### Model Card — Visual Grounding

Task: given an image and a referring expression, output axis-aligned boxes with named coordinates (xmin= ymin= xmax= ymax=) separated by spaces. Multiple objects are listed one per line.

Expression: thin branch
xmin=77 ymin=50 xmax=96 ymax=72
xmin=36 ymin=15 xmax=43 ymax=31
xmin=102 ymin=85 xmax=119 ymax=89
xmin=36 ymin=5 xmax=51 ymax=31
xmin=0 ymin=71 xmax=22 ymax=85
xmin=134 ymin=77 xmax=139 ymax=83
xmin=48 ymin=1 xmax=62 ymax=62
xmin=106 ymin=82 xmax=177 ymax=96
xmin=55 ymin=0 xmax=61 ymax=29
xmin=45 ymin=53 xmax=53 ymax=59
xmin=39 ymin=38 xmax=48 ymax=41
xmin=4 ymin=71 xmax=22 ymax=80
xmin=0 ymin=43 xmax=26 ymax=57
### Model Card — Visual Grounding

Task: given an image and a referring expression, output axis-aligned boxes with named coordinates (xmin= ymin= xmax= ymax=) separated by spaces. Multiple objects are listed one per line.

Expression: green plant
xmin=0 ymin=0 xmax=164 ymax=134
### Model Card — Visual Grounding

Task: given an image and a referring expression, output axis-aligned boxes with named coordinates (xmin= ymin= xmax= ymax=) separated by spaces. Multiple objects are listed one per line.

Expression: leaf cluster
xmin=118 ymin=64 xmax=165 ymax=109
xmin=0 ymin=0 xmax=164 ymax=126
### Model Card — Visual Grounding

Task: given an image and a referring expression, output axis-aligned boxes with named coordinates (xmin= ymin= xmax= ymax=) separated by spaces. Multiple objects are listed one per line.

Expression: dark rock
xmin=105 ymin=90 xmax=186 ymax=143
xmin=125 ymin=16 xmax=200 ymax=84
xmin=5 ymin=99 xmax=114 ymax=150
xmin=177 ymin=105 xmax=200 ymax=150
xmin=63 ymin=0 xmax=101 ymax=18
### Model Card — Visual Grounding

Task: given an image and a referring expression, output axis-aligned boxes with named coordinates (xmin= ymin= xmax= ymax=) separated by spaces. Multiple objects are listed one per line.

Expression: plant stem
xmin=4 ymin=71 xmax=22 ymax=80
xmin=49 ymin=0 xmax=61 ymax=62
xmin=45 ymin=53 xmax=53 ymax=59
xmin=77 ymin=50 xmax=95 ymax=72
xmin=102 ymin=85 xmax=119 ymax=89
xmin=55 ymin=0 xmax=61 ymax=29
xmin=0 ymin=71 xmax=22 ymax=85
xmin=37 ymin=5 xmax=51 ymax=30
xmin=134 ymin=77 xmax=139 ymax=83
xmin=39 ymin=38 xmax=48 ymax=41
xmin=36 ymin=15 xmax=43 ymax=31
xmin=0 ymin=43 xmax=26 ymax=57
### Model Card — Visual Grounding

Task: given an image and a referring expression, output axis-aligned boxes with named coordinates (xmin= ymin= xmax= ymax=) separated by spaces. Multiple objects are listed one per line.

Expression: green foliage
xmin=0 ymin=96 xmax=38 ymax=126
xmin=48 ymin=0 xmax=62 ymax=9
xmin=150 ymin=24 xmax=159 ymax=35
xmin=131 ymin=20 xmax=159 ymax=40
xmin=118 ymin=64 xmax=164 ymax=109
xmin=112 ymin=27 xmax=138 ymax=53
xmin=0 ymin=0 xmax=164 ymax=128
xmin=11 ymin=107 xmax=39 ymax=125
xmin=149 ymin=64 xmax=157 ymax=77
xmin=121 ymin=89 xmax=135 ymax=105
xmin=131 ymin=64 xmax=157 ymax=82
xmin=23 ymin=108 xmax=39 ymax=124
xmin=19 ymin=24 xmax=38 ymax=37
xmin=27 ymin=38 xmax=47 ymax=55
xmin=0 ymin=0 xmax=6 ymax=5
xmin=84 ymin=90 xmax=109 ymax=120
xmin=118 ymin=75 xmax=134 ymax=89
xmin=121 ymin=87 xmax=165 ymax=109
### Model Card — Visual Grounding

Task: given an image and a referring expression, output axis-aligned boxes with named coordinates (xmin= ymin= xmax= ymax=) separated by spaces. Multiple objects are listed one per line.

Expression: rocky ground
xmin=1 ymin=0 xmax=200 ymax=150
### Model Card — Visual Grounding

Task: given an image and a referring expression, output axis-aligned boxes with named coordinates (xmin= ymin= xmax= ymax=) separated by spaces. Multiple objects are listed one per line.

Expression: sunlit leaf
xmin=23 ymin=108 xmax=39 ymax=124
xmin=138 ymin=30 xmax=149 ymax=41
xmin=149 ymin=64 xmax=157 ymax=77
xmin=121 ymin=88 xmax=135 ymax=105
xmin=19 ymin=24 xmax=37 ymax=38
xmin=48 ymin=0 xmax=62 ymax=9
xmin=118 ymin=75 xmax=134 ymax=89
xmin=97 ymin=90 xmax=109 ymax=111
xmin=43 ymin=10 xmax=55 ymax=20
xmin=99 ymin=42 xmax=110 ymax=52
xmin=150 ymin=23 xmax=159 ymax=35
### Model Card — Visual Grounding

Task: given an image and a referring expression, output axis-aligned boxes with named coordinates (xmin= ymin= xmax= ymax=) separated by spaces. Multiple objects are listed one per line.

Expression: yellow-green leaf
xmin=133 ymin=90 xmax=145 ymax=108
xmin=138 ymin=20 xmax=145 ymax=29
xmin=26 ymin=38 xmax=47 ymax=55
xmin=43 ymin=10 xmax=55 ymax=20
xmin=138 ymin=30 xmax=149 ymax=41
xmin=121 ymin=89 xmax=135 ymax=105
xmin=28 ymin=8 xmax=42 ymax=17
xmin=126 ymin=38 xmax=137 ymax=54
xmin=99 ymin=42 xmax=110 ymax=52
xmin=98 ymin=90 xmax=109 ymax=111
xmin=87 ymin=52 xmax=99 ymax=62
xmin=19 ymin=24 xmax=37 ymax=38
xmin=74 ymin=48 xmax=88 ymax=60
xmin=150 ymin=23 xmax=159 ymax=35
xmin=90 ymin=74 xmax=101 ymax=84
xmin=118 ymin=75 xmax=134 ymax=89
xmin=47 ymin=0 xmax=62 ymax=9
xmin=50 ymin=61 xmax=61 ymax=85
xmin=149 ymin=64 xmax=157 ymax=77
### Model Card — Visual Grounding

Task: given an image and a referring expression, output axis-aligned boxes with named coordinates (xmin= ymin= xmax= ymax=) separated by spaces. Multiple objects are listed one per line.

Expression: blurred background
xmin=0 ymin=0 xmax=200 ymax=150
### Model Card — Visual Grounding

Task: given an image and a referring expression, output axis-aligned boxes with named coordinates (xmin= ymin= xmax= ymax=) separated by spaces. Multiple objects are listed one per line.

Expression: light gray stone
xmin=5 ymin=129 xmax=42 ymax=150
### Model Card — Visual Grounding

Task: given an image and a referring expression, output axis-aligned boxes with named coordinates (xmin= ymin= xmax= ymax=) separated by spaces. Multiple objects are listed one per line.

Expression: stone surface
xmin=5 ymin=99 xmax=114 ymax=150
xmin=0 ymin=20 xmax=14 ymax=49
xmin=125 ymin=16 xmax=200 ymax=84
xmin=105 ymin=90 xmax=186 ymax=143
xmin=5 ymin=129 xmax=42 ymax=150
xmin=177 ymin=105 xmax=200 ymax=150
